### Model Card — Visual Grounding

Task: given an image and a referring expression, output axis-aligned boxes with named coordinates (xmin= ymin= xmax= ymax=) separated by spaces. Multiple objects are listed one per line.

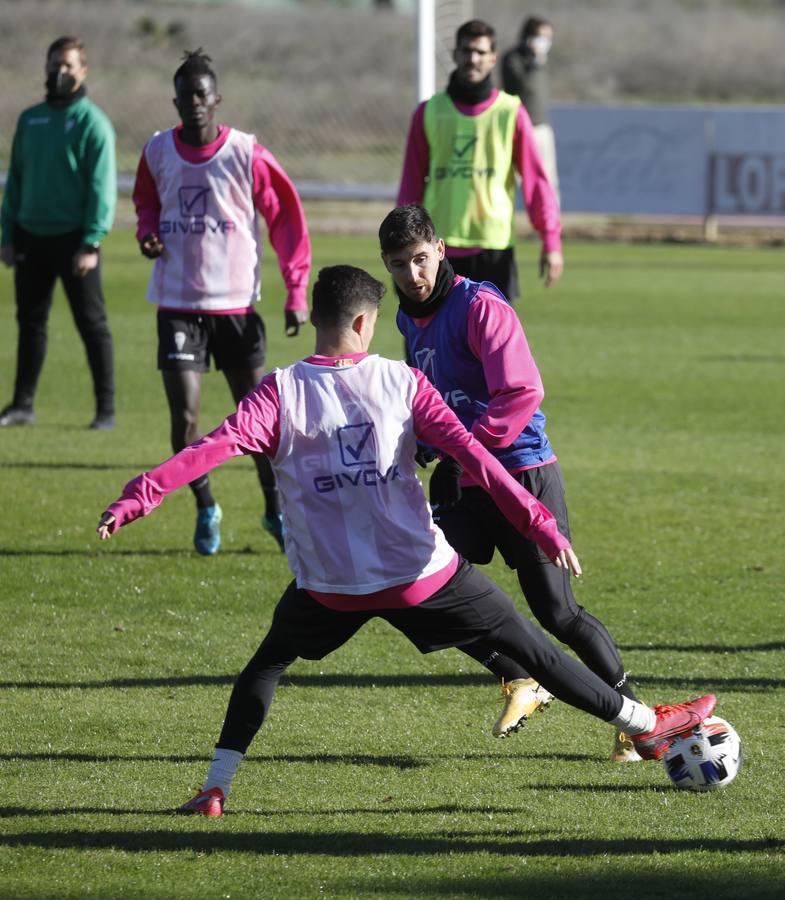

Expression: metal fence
xmin=0 ymin=0 xmax=472 ymax=191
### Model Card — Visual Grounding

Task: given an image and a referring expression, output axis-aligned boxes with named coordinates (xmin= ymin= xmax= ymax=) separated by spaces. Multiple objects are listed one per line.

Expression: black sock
xmin=190 ymin=474 xmax=216 ymax=509
xmin=612 ymin=668 xmax=639 ymax=702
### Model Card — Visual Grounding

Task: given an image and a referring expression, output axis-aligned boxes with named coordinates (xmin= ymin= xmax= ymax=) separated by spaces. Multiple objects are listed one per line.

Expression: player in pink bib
xmin=132 ymin=49 xmax=311 ymax=557
xmin=97 ymin=265 xmax=716 ymax=817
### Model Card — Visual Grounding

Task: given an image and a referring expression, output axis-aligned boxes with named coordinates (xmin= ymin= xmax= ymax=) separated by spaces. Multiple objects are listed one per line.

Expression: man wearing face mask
xmin=502 ymin=16 xmax=560 ymax=203
xmin=0 ymin=36 xmax=116 ymax=429
xmin=398 ymin=19 xmax=562 ymax=302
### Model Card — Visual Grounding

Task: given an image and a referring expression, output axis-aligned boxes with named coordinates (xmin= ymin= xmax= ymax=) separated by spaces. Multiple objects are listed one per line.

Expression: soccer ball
xmin=662 ymin=716 xmax=742 ymax=791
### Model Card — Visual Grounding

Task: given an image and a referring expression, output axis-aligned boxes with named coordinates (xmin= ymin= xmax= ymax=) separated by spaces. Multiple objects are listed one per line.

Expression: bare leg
xmin=162 ymin=369 xmax=214 ymax=507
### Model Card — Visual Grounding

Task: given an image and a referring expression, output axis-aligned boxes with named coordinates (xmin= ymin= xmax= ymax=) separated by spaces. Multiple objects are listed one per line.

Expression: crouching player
xmin=97 ymin=265 xmax=715 ymax=817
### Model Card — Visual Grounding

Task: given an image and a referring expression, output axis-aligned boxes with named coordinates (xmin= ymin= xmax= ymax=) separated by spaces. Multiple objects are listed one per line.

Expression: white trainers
xmin=492 ymin=677 xmax=554 ymax=737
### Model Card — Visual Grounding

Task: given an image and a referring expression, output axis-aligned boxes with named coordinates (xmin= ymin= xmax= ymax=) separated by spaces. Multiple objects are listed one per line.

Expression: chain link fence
xmin=0 ymin=0 xmax=473 ymax=193
xmin=3 ymin=0 xmax=785 ymax=197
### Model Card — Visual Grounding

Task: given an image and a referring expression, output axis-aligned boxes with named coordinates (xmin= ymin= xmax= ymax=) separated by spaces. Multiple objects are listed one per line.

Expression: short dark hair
xmin=522 ymin=16 xmax=552 ymax=41
xmin=311 ymin=265 xmax=385 ymax=330
xmin=47 ymin=36 xmax=86 ymax=66
xmin=174 ymin=48 xmax=217 ymax=88
xmin=378 ymin=205 xmax=438 ymax=254
xmin=455 ymin=19 xmax=496 ymax=51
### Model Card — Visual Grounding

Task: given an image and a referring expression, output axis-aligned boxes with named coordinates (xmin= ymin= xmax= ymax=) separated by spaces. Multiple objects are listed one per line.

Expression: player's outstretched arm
xmin=96 ymin=375 xmax=281 ymax=542
xmin=410 ymin=369 xmax=575 ymax=569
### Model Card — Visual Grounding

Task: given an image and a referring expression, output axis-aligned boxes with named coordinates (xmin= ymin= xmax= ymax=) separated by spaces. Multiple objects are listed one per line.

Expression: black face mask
xmin=45 ymin=71 xmax=76 ymax=99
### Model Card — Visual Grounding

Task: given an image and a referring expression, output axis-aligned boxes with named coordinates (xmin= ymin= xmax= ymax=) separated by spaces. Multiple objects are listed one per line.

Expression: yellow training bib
xmin=423 ymin=91 xmax=519 ymax=249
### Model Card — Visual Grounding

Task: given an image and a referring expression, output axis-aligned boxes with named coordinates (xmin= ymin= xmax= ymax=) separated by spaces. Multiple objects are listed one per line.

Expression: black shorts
xmin=157 ymin=308 xmax=267 ymax=372
xmin=266 ymin=560 xmax=523 ymax=660
xmin=434 ymin=461 xmax=571 ymax=569
xmin=448 ymin=248 xmax=519 ymax=302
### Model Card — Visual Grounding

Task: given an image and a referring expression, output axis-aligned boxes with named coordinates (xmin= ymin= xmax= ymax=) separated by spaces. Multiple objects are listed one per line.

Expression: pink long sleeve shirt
xmin=133 ymin=124 xmax=311 ymax=312
xmin=407 ymin=278 xmax=557 ymax=486
xmin=105 ymin=353 xmax=569 ymax=611
xmin=397 ymin=91 xmax=561 ymax=256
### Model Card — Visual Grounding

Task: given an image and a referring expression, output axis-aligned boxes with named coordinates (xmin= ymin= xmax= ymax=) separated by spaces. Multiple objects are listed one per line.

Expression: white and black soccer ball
xmin=662 ymin=716 xmax=742 ymax=791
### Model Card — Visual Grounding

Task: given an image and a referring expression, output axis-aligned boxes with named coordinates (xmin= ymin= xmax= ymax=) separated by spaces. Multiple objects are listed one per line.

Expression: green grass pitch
xmin=0 ymin=227 xmax=783 ymax=898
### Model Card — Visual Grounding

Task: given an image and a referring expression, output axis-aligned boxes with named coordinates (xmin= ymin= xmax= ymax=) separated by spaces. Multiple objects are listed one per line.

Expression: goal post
xmin=417 ymin=0 xmax=436 ymax=101
xmin=417 ymin=0 xmax=474 ymax=101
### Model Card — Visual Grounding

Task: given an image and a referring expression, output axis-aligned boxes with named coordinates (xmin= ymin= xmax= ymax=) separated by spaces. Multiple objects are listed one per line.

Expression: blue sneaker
xmin=194 ymin=504 xmax=222 ymax=555
xmin=262 ymin=513 xmax=285 ymax=552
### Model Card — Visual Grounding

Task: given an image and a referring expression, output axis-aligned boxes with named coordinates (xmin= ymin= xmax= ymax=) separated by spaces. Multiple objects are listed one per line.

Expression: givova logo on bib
xmin=159 ymin=185 xmax=237 ymax=234
xmin=415 ymin=348 xmax=437 ymax=380
xmin=452 ymin=136 xmax=477 ymax=159
xmin=415 ymin=347 xmax=472 ymax=408
xmin=178 ymin=185 xmax=211 ymax=217
xmin=338 ymin=422 xmax=376 ymax=467
xmin=312 ymin=422 xmax=401 ymax=493
xmin=434 ymin=134 xmax=495 ymax=180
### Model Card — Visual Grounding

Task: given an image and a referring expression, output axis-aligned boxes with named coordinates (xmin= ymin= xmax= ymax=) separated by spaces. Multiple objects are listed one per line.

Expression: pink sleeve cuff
xmin=106 ymin=496 xmax=144 ymax=532
xmin=284 ymin=285 xmax=309 ymax=312
xmin=541 ymin=229 xmax=562 ymax=254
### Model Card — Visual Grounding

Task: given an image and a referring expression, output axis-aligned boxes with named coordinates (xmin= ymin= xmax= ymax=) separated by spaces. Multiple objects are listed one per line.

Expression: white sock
xmin=202 ymin=748 xmax=244 ymax=796
xmin=610 ymin=696 xmax=656 ymax=735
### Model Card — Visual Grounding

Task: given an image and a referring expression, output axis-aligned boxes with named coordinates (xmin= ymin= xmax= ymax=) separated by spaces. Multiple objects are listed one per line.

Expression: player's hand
xmin=414 ymin=446 xmax=437 ymax=468
xmin=540 ymin=249 xmax=564 ymax=288
xmin=73 ymin=248 xmax=99 ymax=278
xmin=139 ymin=233 xmax=164 ymax=259
xmin=284 ymin=308 xmax=309 ymax=337
xmin=554 ymin=547 xmax=581 ymax=577
xmin=97 ymin=511 xmax=117 ymax=541
xmin=429 ymin=457 xmax=463 ymax=510
xmin=0 ymin=245 xmax=15 ymax=267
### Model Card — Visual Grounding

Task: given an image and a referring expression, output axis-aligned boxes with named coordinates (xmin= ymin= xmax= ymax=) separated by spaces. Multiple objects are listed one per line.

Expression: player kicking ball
xmin=382 ymin=204 xmax=646 ymax=761
xmin=97 ymin=265 xmax=716 ymax=817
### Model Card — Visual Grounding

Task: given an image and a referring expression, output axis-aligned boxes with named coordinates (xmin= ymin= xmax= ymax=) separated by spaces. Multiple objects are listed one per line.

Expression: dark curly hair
xmin=173 ymin=48 xmax=217 ymax=88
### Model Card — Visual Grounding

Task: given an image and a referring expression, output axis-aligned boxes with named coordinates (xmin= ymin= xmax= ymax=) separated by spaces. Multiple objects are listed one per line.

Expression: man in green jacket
xmin=1 ymin=36 xmax=117 ymax=429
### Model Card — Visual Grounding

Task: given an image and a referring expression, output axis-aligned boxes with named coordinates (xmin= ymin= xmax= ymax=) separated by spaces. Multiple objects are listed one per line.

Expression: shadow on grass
xmin=0 ymin=784 xmax=663 ymax=819
xmin=0 ymin=460 xmax=256 ymax=472
xmin=0 ymin=751 xmax=427 ymax=769
xmin=699 ymin=354 xmax=785 ymax=364
xmin=0 ymin=461 xmax=150 ymax=471
xmin=0 ymin=789 xmax=658 ymax=820
xmin=620 ymin=642 xmax=785 ymax=653
xmin=327 ymin=871 xmax=785 ymax=899
xmin=0 ymin=829 xmax=782 ymax=858
xmin=0 ymin=548 xmax=260 ymax=557
xmin=631 ymin=675 xmax=783 ymax=690
xmin=0 ymin=750 xmax=605 ymax=768
xmin=1 ymin=672 xmax=782 ymax=690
